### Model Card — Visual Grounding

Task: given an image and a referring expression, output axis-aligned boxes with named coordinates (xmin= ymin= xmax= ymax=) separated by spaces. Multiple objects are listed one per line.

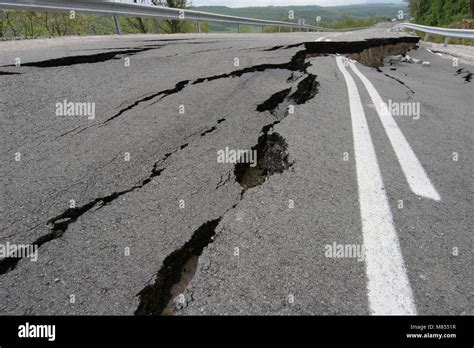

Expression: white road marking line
xmin=316 ymin=33 xmax=338 ymax=42
xmin=349 ymin=61 xmax=441 ymax=201
xmin=336 ymin=56 xmax=417 ymax=315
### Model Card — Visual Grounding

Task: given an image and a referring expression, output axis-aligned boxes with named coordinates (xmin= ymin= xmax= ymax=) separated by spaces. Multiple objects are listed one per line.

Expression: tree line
xmin=408 ymin=0 xmax=471 ymax=26
xmin=0 ymin=0 xmax=198 ymax=38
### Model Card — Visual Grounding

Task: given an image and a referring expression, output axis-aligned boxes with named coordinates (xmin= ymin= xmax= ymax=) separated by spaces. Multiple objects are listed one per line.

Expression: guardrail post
xmin=290 ymin=27 xmax=293 ymax=33
xmin=443 ymin=36 xmax=450 ymax=47
xmin=278 ymin=26 xmax=281 ymax=33
xmin=196 ymin=20 xmax=201 ymax=34
xmin=237 ymin=24 xmax=240 ymax=34
xmin=113 ymin=15 xmax=121 ymax=35
xmin=424 ymin=33 xmax=430 ymax=42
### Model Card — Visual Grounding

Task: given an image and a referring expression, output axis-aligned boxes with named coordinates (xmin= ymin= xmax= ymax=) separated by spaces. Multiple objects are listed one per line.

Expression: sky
xmin=191 ymin=0 xmax=404 ymax=7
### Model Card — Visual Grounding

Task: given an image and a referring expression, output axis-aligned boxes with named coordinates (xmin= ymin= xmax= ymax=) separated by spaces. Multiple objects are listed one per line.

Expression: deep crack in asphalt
xmin=135 ymin=53 xmax=321 ymax=315
xmin=1 ymin=37 xmax=419 ymax=298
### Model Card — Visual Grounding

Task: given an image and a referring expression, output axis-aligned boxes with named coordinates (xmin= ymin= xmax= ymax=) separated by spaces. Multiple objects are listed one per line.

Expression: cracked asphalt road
xmin=0 ymin=27 xmax=472 ymax=315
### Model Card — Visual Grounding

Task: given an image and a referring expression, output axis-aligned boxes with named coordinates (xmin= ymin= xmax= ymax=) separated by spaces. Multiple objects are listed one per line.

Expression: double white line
xmin=336 ymin=56 xmax=440 ymax=315
xmin=315 ymin=35 xmax=332 ymax=42
xmin=349 ymin=63 xmax=440 ymax=201
xmin=315 ymin=32 xmax=347 ymax=42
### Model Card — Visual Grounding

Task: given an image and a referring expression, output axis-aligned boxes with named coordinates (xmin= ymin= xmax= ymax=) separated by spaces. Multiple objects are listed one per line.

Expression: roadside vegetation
xmin=0 ymin=0 xmax=198 ymax=38
xmin=408 ymin=0 xmax=474 ymax=46
xmin=0 ymin=2 xmax=403 ymax=39
xmin=324 ymin=15 xmax=385 ymax=30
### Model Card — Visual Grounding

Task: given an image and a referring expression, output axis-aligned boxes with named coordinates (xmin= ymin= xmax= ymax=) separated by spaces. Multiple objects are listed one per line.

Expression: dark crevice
xmin=132 ymin=67 xmax=319 ymax=315
xmin=135 ymin=218 xmax=221 ymax=316
xmin=234 ymin=131 xmax=292 ymax=192
xmin=236 ymin=73 xmax=319 ymax=192
xmin=285 ymin=43 xmax=305 ymax=49
xmin=137 ymin=44 xmax=169 ymax=48
xmin=256 ymin=88 xmax=292 ymax=114
xmin=96 ymin=50 xmax=307 ymax=128
xmin=182 ymin=41 xmax=222 ymax=45
xmin=376 ymin=69 xmax=415 ymax=94
xmin=189 ymin=47 xmax=233 ymax=55
xmin=56 ymin=126 xmax=81 ymax=139
xmin=261 ymin=43 xmax=303 ymax=51
xmin=86 ymin=38 xmax=413 ymax=129
xmin=101 ymin=80 xmax=190 ymax=126
xmin=455 ymin=67 xmax=472 ymax=83
xmin=3 ymin=47 xmax=161 ymax=68
xmin=264 ymin=45 xmax=284 ymax=51
xmin=0 ymin=71 xmax=22 ymax=75
xmin=305 ymin=37 xmax=419 ymax=55
xmin=198 ymin=119 xmax=227 ymax=138
xmin=305 ymin=37 xmax=420 ymax=67
xmin=0 ymin=151 xmax=170 ymax=275
xmin=215 ymin=172 xmax=231 ymax=190
xmin=192 ymin=50 xmax=308 ymax=85
xmin=1 ymin=110 xmax=229 ymax=275
xmin=3 ymin=37 xmax=419 ymax=280
xmin=200 ymin=126 xmax=217 ymax=137
xmin=132 ymin=37 xmax=418 ymax=315
xmin=289 ymin=74 xmax=319 ymax=104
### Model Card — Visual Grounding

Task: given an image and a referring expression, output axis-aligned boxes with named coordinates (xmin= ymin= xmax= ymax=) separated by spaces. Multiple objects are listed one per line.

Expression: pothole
xmin=234 ymin=132 xmax=292 ymax=192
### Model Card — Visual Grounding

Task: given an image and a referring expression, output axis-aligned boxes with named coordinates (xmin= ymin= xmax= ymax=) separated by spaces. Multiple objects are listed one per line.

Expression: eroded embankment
xmin=305 ymin=37 xmax=420 ymax=67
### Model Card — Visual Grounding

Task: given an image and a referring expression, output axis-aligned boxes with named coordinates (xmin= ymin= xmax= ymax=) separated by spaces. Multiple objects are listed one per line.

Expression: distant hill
xmin=193 ymin=3 xmax=408 ymax=25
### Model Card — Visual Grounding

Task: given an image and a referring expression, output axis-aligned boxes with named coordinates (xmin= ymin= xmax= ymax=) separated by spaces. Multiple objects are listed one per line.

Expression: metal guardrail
xmin=0 ymin=0 xmax=332 ymax=33
xmin=394 ymin=22 xmax=474 ymax=46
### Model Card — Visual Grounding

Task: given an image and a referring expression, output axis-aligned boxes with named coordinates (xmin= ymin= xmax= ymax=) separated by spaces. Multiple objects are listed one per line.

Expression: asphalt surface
xmin=0 ymin=26 xmax=472 ymax=315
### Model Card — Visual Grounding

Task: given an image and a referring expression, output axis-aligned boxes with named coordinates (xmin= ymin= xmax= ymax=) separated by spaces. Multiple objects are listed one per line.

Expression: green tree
xmin=409 ymin=0 xmax=469 ymax=26
xmin=157 ymin=0 xmax=192 ymax=33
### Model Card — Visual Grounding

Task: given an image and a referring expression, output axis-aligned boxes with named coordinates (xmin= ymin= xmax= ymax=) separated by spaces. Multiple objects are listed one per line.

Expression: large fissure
xmin=304 ymin=37 xmax=420 ymax=67
xmin=235 ymin=74 xmax=319 ymax=193
xmin=134 ymin=52 xmax=323 ymax=316
xmin=2 ymin=36 xmax=421 ymax=304
xmin=135 ymin=218 xmax=221 ymax=316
